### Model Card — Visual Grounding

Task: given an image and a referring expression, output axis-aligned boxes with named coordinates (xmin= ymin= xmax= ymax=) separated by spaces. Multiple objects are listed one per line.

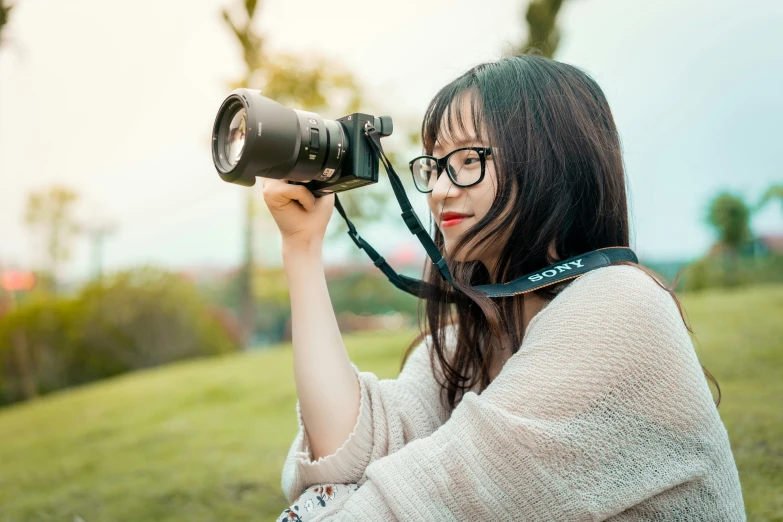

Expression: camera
xmin=211 ymin=88 xmax=393 ymax=197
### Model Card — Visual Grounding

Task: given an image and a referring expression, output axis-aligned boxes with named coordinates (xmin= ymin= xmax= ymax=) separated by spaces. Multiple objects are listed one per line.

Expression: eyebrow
xmin=432 ymin=137 xmax=484 ymax=154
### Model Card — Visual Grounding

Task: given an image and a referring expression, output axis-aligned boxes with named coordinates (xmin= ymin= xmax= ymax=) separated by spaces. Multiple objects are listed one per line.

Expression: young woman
xmin=265 ymin=55 xmax=745 ymax=521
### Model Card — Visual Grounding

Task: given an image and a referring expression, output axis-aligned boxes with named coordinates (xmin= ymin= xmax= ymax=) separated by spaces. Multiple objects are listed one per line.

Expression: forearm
xmin=283 ymin=241 xmax=360 ymax=460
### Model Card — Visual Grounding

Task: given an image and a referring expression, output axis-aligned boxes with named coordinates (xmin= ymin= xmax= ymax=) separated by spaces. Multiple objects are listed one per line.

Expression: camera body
xmin=212 ymin=89 xmax=393 ymax=196
xmin=307 ymin=113 xmax=382 ymax=197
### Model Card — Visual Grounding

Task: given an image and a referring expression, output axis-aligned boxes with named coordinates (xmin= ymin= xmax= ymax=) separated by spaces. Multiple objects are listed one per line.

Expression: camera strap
xmin=331 ymin=126 xmax=638 ymax=299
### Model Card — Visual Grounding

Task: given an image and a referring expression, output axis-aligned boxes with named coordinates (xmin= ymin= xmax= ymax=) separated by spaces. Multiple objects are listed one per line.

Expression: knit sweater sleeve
xmin=281 ymin=334 xmax=451 ymax=502
xmin=311 ymin=265 xmax=745 ymax=521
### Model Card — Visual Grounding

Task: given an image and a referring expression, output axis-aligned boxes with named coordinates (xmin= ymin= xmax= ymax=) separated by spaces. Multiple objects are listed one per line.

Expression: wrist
xmin=282 ymin=240 xmax=324 ymax=263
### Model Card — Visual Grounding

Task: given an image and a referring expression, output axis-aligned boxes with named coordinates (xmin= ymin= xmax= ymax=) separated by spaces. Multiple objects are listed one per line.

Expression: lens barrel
xmin=212 ymin=89 xmax=348 ymax=187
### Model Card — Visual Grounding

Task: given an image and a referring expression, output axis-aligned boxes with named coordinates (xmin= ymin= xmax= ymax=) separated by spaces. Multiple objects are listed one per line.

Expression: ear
xmin=547 ymin=240 xmax=559 ymax=264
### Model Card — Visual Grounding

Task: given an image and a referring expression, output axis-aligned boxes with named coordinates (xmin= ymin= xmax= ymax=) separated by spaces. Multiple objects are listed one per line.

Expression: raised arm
xmin=263 ymin=180 xmax=358 ymax=461
xmin=284 ymin=242 xmax=360 ymax=461
xmin=265 ymin=180 xmax=453 ymax=501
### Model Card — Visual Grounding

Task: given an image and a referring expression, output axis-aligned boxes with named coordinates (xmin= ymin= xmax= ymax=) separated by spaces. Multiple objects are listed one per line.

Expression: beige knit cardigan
xmin=281 ymin=265 xmax=745 ymax=521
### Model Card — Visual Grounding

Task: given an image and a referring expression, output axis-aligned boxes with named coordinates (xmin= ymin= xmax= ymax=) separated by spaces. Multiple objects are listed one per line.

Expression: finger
xmin=261 ymin=177 xmax=280 ymax=197
xmin=267 ymin=181 xmax=316 ymax=211
xmin=262 ymin=178 xmax=295 ymax=201
xmin=298 ymin=188 xmax=316 ymax=212
xmin=285 ymin=183 xmax=316 ymax=211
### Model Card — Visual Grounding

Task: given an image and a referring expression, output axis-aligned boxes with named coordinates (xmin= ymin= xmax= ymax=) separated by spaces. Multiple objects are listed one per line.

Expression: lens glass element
xmin=224 ymin=108 xmax=247 ymax=167
xmin=411 ymin=157 xmax=438 ymax=192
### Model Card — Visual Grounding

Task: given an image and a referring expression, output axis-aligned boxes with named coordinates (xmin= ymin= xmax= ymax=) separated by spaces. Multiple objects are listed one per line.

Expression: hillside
xmin=0 ymin=285 xmax=781 ymax=521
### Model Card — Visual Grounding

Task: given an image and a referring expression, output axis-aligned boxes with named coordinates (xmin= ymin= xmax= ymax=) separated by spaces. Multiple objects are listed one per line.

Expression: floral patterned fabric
xmin=277 ymin=483 xmax=360 ymax=521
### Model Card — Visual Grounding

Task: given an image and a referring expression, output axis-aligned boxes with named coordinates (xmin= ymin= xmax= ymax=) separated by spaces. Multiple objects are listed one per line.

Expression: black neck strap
xmin=332 ymin=125 xmax=638 ymax=299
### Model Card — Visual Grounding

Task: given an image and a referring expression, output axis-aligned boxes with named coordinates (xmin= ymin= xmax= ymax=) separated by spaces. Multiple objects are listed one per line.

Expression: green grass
xmin=0 ymin=285 xmax=781 ymax=521
xmin=0 ymin=329 xmax=416 ymax=522
xmin=681 ymin=285 xmax=783 ymax=521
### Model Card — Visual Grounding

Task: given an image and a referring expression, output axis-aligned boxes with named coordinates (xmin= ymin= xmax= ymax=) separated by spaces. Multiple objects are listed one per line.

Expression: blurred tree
xmin=221 ymin=0 xmax=264 ymax=349
xmin=707 ymin=192 xmax=752 ymax=254
xmin=24 ymin=186 xmax=81 ymax=293
xmin=758 ymin=184 xmax=783 ymax=213
xmin=0 ymin=0 xmax=12 ymax=48
xmin=220 ymin=0 xmax=374 ymax=347
xmin=682 ymin=189 xmax=781 ymax=292
xmin=514 ymin=0 xmax=566 ymax=58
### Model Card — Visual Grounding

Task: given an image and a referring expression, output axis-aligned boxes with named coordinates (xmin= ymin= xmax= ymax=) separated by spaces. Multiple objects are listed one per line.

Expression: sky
xmin=1 ymin=0 xmax=782 ymax=281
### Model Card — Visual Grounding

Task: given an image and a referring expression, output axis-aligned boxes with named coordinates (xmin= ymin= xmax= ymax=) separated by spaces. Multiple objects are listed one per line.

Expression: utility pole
xmin=239 ymin=193 xmax=256 ymax=347
xmin=82 ymin=222 xmax=117 ymax=280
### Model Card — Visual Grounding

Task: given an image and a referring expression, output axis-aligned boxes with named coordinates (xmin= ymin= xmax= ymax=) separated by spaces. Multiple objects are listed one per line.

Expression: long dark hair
xmin=402 ymin=55 xmax=719 ymax=410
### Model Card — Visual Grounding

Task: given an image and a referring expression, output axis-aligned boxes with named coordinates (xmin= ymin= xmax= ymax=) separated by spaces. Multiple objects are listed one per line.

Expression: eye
xmin=460 ymin=150 xmax=481 ymax=168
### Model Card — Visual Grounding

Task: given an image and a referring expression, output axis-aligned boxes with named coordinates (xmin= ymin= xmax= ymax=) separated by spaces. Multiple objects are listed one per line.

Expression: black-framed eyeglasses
xmin=408 ymin=147 xmax=493 ymax=194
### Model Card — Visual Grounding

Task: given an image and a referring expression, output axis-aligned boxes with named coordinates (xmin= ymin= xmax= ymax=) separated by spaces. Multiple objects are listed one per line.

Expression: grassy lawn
xmin=682 ymin=285 xmax=783 ymax=520
xmin=0 ymin=284 xmax=781 ymax=521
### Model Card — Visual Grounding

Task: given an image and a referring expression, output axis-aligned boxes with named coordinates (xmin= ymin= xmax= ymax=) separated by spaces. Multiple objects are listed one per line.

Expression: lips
xmin=440 ymin=211 xmax=472 ymax=228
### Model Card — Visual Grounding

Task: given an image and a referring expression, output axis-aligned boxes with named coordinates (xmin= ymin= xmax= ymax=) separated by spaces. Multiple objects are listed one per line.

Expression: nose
xmin=429 ymin=166 xmax=463 ymax=205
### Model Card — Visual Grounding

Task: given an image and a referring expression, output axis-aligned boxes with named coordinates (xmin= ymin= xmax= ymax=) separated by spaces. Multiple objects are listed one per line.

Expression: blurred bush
xmin=680 ymin=253 xmax=783 ymax=292
xmin=198 ymin=266 xmax=421 ymax=345
xmin=0 ymin=267 xmax=239 ymax=405
xmin=326 ymin=270 xmax=420 ymax=317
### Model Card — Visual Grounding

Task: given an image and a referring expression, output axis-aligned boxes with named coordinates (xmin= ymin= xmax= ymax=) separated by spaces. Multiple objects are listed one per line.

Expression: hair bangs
xmin=422 ymin=78 xmax=486 ymax=155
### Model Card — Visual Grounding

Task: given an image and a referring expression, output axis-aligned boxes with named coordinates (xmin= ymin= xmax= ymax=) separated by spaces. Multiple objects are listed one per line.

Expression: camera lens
xmin=212 ymin=89 xmax=348 ymax=188
xmin=225 ymin=107 xmax=247 ymax=167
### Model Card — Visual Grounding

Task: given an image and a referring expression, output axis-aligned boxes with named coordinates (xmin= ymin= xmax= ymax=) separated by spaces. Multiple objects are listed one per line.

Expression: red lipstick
xmin=440 ymin=211 xmax=471 ymax=228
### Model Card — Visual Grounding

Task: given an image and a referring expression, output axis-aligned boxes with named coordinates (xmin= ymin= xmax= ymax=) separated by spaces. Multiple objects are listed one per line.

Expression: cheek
xmin=470 ymin=182 xmax=497 ymax=222
xmin=479 ymin=164 xmax=500 ymax=217
xmin=427 ymin=194 xmax=438 ymax=220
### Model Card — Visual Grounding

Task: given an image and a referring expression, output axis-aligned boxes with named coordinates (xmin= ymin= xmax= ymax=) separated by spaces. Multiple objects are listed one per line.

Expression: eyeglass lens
xmin=412 ymin=149 xmax=483 ymax=192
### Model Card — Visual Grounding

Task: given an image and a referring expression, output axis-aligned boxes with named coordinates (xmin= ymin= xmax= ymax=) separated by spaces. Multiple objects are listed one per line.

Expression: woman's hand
xmin=262 ymin=179 xmax=335 ymax=251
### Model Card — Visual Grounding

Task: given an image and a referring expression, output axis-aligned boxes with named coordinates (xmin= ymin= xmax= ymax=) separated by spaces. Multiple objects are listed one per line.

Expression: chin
xmin=444 ymin=242 xmax=478 ymax=263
